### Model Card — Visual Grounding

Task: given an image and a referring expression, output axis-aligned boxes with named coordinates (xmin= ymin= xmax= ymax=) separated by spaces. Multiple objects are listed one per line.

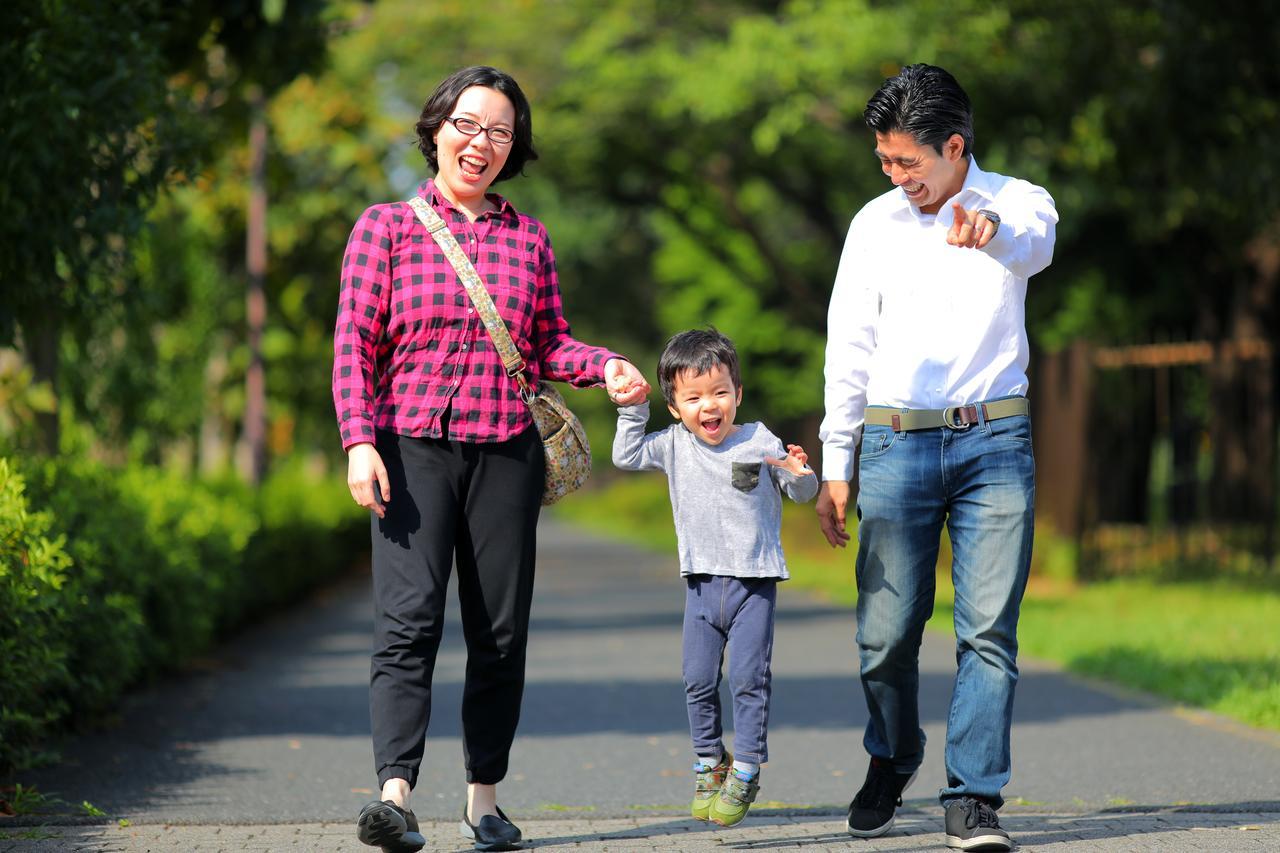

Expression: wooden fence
xmin=1033 ymin=339 xmax=1277 ymax=574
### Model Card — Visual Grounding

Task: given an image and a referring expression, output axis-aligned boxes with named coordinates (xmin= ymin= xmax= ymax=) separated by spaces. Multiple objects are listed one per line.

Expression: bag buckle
xmin=510 ymin=364 xmax=536 ymax=403
xmin=942 ymin=405 xmax=975 ymax=430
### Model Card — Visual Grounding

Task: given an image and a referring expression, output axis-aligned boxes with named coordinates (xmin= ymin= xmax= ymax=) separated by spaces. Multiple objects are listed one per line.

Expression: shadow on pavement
xmin=16 ymin=528 xmax=1270 ymax=828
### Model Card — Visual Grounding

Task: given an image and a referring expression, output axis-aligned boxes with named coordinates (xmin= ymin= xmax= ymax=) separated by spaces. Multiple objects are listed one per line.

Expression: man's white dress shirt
xmin=819 ymin=157 xmax=1058 ymax=482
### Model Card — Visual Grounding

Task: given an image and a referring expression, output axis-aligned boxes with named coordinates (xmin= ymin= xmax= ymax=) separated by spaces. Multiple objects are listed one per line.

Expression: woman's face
xmin=433 ymin=85 xmax=516 ymax=209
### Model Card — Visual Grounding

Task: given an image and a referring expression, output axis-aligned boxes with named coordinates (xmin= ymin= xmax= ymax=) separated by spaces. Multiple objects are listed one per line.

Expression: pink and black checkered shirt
xmin=333 ymin=180 xmax=621 ymax=450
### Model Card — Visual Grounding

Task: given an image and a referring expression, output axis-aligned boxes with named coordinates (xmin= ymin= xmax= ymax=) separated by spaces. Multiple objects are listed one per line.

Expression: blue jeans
xmin=683 ymin=575 xmax=777 ymax=765
xmin=855 ymin=400 xmax=1035 ymax=807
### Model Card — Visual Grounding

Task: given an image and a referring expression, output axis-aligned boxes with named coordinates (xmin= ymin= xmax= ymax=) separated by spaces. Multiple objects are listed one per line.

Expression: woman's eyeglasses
xmin=445 ymin=117 xmax=514 ymax=145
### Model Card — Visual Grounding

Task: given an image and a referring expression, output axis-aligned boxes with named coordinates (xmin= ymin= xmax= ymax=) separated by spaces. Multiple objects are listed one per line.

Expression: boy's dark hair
xmin=658 ymin=328 xmax=741 ymax=403
xmin=863 ymin=63 xmax=974 ymax=157
xmin=414 ymin=65 xmax=539 ymax=183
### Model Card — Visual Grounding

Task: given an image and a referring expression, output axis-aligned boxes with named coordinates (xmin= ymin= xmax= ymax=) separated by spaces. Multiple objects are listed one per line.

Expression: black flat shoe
xmin=357 ymin=800 xmax=426 ymax=852
xmin=460 ymin=804 xmax=522 ymax=851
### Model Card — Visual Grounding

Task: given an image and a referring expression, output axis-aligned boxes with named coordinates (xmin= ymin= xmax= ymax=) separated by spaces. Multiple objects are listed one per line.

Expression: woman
xmin=334 ymin=66 xmax=649 ymax=853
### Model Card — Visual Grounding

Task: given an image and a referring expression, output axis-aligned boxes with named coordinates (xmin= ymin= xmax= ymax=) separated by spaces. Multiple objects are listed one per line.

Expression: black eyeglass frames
xmin=445 ymin=116 xmax=514 ymax=144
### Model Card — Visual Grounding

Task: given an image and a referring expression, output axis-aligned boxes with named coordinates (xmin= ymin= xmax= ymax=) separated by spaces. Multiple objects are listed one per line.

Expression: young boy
xmin=610 ymin=328 xmax=817 ymax=827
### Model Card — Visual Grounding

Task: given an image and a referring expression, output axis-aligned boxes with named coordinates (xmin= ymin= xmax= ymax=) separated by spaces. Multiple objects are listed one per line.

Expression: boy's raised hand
xmin=765 ymin=443 xmax=812 ymax=477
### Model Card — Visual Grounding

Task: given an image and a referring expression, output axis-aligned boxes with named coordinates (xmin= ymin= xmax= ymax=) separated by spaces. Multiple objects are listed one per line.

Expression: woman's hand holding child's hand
xmin=765 ymin=444 xmax=812 ymax=477
xmin=605 ymin=358 xmax=651 ymax=406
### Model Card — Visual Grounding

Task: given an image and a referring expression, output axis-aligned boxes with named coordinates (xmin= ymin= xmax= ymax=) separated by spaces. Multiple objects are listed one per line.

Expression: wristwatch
xmin=977 ymin=209 xmax=1000 ymax=236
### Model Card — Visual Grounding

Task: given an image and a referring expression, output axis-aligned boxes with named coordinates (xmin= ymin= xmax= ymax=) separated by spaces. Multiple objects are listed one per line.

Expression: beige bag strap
xmin=407 ymin=196 xmax=534 ymax=400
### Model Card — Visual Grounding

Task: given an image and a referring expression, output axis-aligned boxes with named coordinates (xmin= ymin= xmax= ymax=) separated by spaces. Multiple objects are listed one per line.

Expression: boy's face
xmin=666 ymin=364 xmax=742 ymax=446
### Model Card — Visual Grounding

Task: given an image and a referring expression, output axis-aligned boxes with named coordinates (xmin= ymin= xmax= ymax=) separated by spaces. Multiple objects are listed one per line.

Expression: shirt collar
xmin=890 ymin=155 xmax=996 ymax=222
xmin=955 ymin=156 xmax=998 ymax=206
xmin=419 ymin=178 xmax=517 ymax=219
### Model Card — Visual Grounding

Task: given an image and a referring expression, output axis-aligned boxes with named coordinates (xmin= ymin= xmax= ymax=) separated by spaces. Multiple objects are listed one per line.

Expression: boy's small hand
xmin=765 ymin=444 xmax=812 ymax=477
xmin=609 ymin=378 xmax=650 ymax=405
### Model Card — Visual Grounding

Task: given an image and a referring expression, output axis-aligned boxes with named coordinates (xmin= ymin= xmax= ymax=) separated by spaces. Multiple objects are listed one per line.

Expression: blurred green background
xmin=2 ymin=0 xmax=1278 ymax=775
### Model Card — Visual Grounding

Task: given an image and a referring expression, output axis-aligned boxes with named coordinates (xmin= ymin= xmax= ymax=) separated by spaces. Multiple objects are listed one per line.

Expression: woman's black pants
xmin=369 ymin=424 xmax=544 ymax=788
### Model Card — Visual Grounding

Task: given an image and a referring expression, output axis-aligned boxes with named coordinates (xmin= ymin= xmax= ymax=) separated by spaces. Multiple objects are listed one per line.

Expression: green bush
xmin=238 ymin=458 xmax=368 ymax=624
xmin=0 ymin=459 xmax=76 ymax=770
xmin=0 ymin=454 xmax=364 ymax=774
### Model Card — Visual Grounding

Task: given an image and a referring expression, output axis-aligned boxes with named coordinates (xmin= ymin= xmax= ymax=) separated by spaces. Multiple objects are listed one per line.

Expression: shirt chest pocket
xmin=731 ymin=461 xmax=762 ymax=493
xmin=476 ymin=249 xmax=539 ymax=322
xmin=942 ymin=244 xmax=1011 ymax=317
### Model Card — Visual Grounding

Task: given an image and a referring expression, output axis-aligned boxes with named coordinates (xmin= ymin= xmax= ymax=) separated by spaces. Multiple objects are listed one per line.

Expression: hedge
xmin=0 ymin=454 xmax=366 ymax=774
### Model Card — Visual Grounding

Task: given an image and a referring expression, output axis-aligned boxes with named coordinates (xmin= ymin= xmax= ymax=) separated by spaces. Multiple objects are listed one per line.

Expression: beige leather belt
xmin=864 ymin=397 xmax=1030 ymax=432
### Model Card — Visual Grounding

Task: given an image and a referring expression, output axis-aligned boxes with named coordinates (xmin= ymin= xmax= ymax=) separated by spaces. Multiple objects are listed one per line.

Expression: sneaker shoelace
xmin=963 ymin=799 xmax=1001 ymax=830
xmin=720 ymin=770 xmax=758 ymax=806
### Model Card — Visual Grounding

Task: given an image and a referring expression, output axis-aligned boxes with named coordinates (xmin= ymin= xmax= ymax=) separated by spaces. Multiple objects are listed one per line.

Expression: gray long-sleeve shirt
xmin=612 ymin=402 xmax=818 ymax=579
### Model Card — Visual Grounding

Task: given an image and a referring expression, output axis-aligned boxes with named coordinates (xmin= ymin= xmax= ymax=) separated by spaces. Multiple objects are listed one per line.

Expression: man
xmin=816 ymin=64 xmax=1057 ymax=851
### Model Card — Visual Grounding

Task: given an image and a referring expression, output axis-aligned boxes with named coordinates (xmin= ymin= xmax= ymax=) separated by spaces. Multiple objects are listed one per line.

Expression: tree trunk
xmin=28 ymin=314 xmax=59 ymax=455
xmin=1168 ymin=367 xmax=1200 ymax=526
xmin=239 ymin=89 xmax=268 ymax=485
xmin=1092 ymin=364 xmax=1154 ymax=524
xmin=1242 ymin=229 xmax=1279 ymax=564
xmin=200 ymin=338 xmax=230 ymax=476
xmin=1032 ymin=341 xmax=1093 ymax=539
xmin=1206 ymin=276 xmax=1274 ymax=529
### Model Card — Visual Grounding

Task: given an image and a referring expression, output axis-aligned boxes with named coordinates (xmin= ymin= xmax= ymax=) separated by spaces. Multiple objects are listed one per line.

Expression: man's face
xmin=874 ymin=130 xmax=968 ymax=215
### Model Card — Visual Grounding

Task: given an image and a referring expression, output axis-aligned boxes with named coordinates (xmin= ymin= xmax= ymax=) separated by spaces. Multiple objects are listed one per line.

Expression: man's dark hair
xmin=658 ymin=328 xmax=742 ymax=403
xmin=863 ymin=63 xmax=974 ymax=157
xmin=415 ymin=65 xmax=539 ymax=183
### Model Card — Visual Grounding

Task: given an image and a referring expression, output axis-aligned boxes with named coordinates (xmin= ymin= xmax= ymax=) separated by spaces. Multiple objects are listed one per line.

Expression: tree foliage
xmin=0 ymin=0 xmax=196 ymax=344
xmin=51 ymin=0 xmax=365 ymax=464
xmin=8 ymin=0 xmax=1277 ymax=482
xmin=333 ymin=0 xmax=1278 ymax=430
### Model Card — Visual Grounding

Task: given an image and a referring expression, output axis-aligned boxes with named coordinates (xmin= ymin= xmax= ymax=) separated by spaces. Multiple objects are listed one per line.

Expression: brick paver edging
xmin=4 ymin=811 xmax=1279 ymax=851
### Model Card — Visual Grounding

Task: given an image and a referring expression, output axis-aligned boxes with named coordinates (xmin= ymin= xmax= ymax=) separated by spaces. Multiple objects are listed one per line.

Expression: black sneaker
xmin=356 ymin=800 xmax=425 ymax=852
xmin=385 ymin=808 xmax=426 ymax=853
xmin=944 ymin=797 xmax=1011 ymax=851
xmin=846 ymin=757 xmax=917 ymax=837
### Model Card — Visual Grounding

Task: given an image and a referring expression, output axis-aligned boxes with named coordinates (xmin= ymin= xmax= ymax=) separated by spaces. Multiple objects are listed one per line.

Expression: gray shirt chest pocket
xmin=731 ymin=461 xmax=762 ymax=493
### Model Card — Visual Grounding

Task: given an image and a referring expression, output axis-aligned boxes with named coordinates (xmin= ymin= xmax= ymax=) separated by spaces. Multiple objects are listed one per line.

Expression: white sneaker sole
xmin=847 ymin=815 xmax=895 ymax=838
xmin=945 ymin=832 xmax=1013 ymax=851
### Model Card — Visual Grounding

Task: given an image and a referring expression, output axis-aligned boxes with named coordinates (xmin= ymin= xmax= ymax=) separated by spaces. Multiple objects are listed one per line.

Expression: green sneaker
xmin=691 ymin=752 xmax=732 ymax=821
xmin=709 ymin=768 xmax=760 ymax=827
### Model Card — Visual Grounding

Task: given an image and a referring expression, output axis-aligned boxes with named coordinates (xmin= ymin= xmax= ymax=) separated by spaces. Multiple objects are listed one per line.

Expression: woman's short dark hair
xmin=863 ymin=63 xmax=974 ymax=157
xmin=414 ymin=65 xmax=538 ymax=183
xmin=658 ymin=328 xmax=742 ymax=403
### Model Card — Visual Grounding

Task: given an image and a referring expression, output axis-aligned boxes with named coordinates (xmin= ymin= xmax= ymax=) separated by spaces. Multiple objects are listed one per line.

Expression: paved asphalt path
xmin=7 ymin=520 xmax=1279 ymax=851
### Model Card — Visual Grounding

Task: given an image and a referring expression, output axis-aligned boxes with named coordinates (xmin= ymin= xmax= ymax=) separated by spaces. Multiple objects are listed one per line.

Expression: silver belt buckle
xmin=941 ymin=406 xmax=972 ymax=430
